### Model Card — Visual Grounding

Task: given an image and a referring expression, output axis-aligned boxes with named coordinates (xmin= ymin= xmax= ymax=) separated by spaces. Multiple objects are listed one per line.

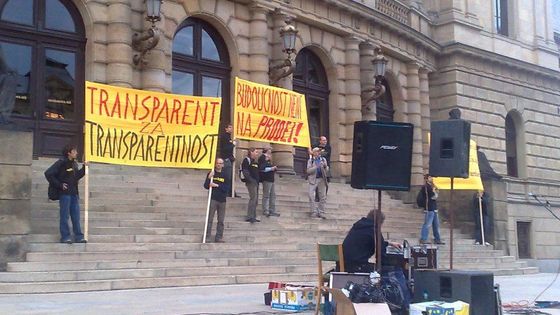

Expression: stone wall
xmin=0 ymin=130 xmax=33 ymax=270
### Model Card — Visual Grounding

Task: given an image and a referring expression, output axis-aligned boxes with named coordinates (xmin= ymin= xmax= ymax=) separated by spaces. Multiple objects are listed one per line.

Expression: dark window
xmin=495 ymin=0 xmax=509 ymax=36
xmin=517 ymin=221 xmax=531 ymax=259
xmin=0 ymin=0 xmax=85 ymax=157
xmin=376 ymin=78 xmax=394 ymax=122
xmin=172 ymin=17 xmax=230 ymax=127
xmin=505 ymin=113 xmax=518 ymax=177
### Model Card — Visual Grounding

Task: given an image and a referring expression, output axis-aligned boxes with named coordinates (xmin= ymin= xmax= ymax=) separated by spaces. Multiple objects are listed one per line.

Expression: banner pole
xmin=84 ymin=164 xmax=89 ymax=241
xmin=479 ymin=195 xmax=485 ymax=245
xmin=202 ymin=177 xmax=213 ymax=244
xmin=231 ymin=139 xmax=236 ymax=198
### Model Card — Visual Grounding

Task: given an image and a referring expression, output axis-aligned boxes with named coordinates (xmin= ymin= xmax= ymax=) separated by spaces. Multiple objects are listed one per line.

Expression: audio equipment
xmin=413 ymin=270 xmax=495 ymax=315
xmin=351 ymin=121 xmax=413 ymax=191
xmin=411 ymin=245 xmax=438 ymax=269
xmin=429 ymin=120 xmax=471 ymax=178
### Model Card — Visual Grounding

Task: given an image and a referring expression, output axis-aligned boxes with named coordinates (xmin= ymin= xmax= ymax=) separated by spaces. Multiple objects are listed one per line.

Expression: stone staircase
xmin=0 ymin=159 xmax=537 ymax=293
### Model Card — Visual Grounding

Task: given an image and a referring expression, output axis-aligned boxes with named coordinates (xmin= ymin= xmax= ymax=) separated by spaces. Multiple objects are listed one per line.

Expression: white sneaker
xmin=484 ymin=242 xmax=492 ymax=246
xmin=474 ymin=241 xmax=481 ymax=245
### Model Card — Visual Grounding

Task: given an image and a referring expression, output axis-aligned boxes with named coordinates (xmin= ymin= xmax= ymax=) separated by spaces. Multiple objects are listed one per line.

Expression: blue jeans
xmin=59 ymin=194 xmax=83 ymax=241
xmin=420 ymin=210 xmax=441 ymax=242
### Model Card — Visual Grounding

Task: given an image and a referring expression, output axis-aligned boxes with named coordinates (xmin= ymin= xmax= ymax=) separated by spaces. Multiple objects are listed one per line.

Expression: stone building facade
xmin=0 ymin=0 xmax=559 ymax=269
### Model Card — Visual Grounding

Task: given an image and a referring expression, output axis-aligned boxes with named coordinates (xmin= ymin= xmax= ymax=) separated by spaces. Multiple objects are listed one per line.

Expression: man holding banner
xmin=203 ymin=158 xmax=230 ymax=243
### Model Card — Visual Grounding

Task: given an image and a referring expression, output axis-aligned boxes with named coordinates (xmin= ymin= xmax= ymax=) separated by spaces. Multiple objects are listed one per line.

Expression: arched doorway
xmin=0 ymin=0 xmax=86 ymax=157
xmin=172 ymin=17 xmax=231 ymax=129
xmin=293 ymin=48 xmax=329 ymax=176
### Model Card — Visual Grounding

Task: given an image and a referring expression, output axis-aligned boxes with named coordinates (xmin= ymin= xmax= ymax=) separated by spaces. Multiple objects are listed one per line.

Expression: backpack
xmin=45 ymin=159 xmax=63 ymax=201
xmin=416 ymin=188 xmax=426 ymax=208
xmin=239 ymin=157 xmax=250 ymax=183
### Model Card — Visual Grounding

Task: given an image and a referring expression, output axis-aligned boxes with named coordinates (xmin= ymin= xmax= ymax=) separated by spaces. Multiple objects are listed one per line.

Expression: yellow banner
xmin=433 ymin=139 xmax=484 ymax=190
xmin=84 ymin=81 xmax=221 ymax=169
xmin=233 ymin=77 xmax=311 ymax=148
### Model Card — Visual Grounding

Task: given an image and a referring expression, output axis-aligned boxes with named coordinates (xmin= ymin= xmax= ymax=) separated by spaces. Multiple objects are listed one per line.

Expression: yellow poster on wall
xmin=233 ymin=77 xmax=311 ymax=148
xmin=84 ymin=81 xmax=221 ymax=169
xmin=433 ymin=139 xmax=484 ymax=190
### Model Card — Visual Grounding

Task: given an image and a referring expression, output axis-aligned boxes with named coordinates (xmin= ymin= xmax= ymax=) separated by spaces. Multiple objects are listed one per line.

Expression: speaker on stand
xmin=351 ymin=121 xmax=414 ymax=275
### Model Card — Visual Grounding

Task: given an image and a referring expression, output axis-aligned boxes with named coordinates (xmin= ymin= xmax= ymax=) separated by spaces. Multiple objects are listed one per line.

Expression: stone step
xmin=0 ymin=265 xmax=317 ymax=283
xmin=0 ymin=272 xmax=317 ymax=294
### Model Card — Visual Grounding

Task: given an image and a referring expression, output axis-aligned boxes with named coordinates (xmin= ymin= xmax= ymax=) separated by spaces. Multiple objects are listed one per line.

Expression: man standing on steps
xmin=203 ymin=158 xmax=230 ymax=243
xmin=218 ymin=123 xmax=238 ymax=197
xmin=418 ymin=174 xmax=445 ymax=245
xmin=242 ymin=148 xmax=260 ymax=223
xmin=258 ymin=148 xmax=278 ymax=217
xmin=44 ymin=144 xmax=88 ymax=244
xmin=307 ymin=147 xmax=328 ymax=219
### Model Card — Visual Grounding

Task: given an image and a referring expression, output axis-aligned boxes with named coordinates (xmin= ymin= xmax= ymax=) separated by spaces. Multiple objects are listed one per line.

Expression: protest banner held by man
xmin=203 ymin=158 xmax=230 ymax=243
xmin=258 ymin=148 xmax=278 ymax=217
xmin=242 ymin=148 xmax=260 ymax=223
xmin=44 ymin=144 xmax=88 ymax=244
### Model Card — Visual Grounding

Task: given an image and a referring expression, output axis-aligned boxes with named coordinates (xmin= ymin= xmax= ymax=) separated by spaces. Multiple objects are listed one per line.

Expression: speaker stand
xmin=375 ymin=190 xmax=383 ymax=272
xmin=449 ymin=177 xmax=455 ymax=270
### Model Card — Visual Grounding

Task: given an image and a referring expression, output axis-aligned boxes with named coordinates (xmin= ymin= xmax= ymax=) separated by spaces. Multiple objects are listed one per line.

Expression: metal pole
xmin=376 ymin=190 xmax=383 ymax=273
xmin=84 ymin=164 xmax=89 ymax=241
xmin=202 ymin=177 xmax=213 ymax=244
xmin=449 ymin=177 xmax=454 ymax=270
xmin=479 ymin=194 xmax=485 ymax=245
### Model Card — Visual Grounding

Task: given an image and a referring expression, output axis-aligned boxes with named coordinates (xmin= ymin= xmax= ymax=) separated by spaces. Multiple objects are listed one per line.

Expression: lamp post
xmin=365 ymin=48 xmax=388 ymax=101
xmin=132 ymin=0 xmax=163 ymax=66
xmin=269 ymin=19 xmax=298 ymax=85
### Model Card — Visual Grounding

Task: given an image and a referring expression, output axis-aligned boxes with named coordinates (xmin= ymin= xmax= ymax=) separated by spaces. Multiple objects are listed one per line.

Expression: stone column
xmin=406 ymin=63 xmax=424 ymax=186
xmin=106 ymin=0 xmax=133 ymax=87
xmin=359 ymin=42 xmax=376 ymax=121
xmin=340 ymin=37 xmax=362 ymax=178
xmin=419 ymin=68 xmax=431 ymax=171
xmin=270 ymin=10 xmax=295 ymax=174
xmin=0 ymin=130 xmax=32 ymax=271
xmin=249 ymin=5 xmax=270 ymax=84
xmin=533 ymin=0 xmax=547 ymax=46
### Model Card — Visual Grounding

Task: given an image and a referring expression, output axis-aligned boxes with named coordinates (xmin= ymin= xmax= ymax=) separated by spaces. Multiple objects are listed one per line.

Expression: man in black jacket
xmin=44 ymin=144 xmax=88 ymax=244
xmin=258 ymin=148 xmax=278 ymax=217
xmin=204 ymin=158 xmax=230 ymax=243
xmin=218 ymin=123 xmax=237 ymax=197
xmin=473 ymin=191 xmax=491 ymax=245
xmin=242 ymin=148 xmax=260 ymax=223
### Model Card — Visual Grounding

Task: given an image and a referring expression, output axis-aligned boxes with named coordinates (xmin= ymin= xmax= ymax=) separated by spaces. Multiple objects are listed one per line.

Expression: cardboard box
xmin=410 ymin=301 xmax=469 ymax=315
xmin=271 ymin=286 xmax=316 ymax=311
xmin=327 ymin=288 xmax=390 ymax=315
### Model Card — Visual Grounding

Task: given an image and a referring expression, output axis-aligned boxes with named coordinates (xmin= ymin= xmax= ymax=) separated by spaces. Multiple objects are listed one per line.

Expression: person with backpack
xmin=258 ymin=148 xmax=278 ymax=217
xmin=241 ymin=148 xmax=260 ymax=223
xmin=417 ymin=174 xmax=445 ymax=245
xmin=44 ymin=144 xmax=88 ymax=244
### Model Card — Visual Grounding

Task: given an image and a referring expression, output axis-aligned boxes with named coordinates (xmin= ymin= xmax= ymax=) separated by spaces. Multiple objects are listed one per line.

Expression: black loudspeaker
xmin=429 ymin=120 xmax=471 ymax=178
xmin=413 ymin=270 xmax=495 ymax=315
xmin=351 ymin=121 xmax=413 ymax=191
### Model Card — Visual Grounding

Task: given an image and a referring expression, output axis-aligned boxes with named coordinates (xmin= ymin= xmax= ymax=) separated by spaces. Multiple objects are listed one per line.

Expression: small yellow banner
xmin=84 ymin=81 xmax=221 ymax=169
xmin=433 ymin=139 xmax=484 ymax=190
xmin=233 ymin=77 xmax=311 ymax=148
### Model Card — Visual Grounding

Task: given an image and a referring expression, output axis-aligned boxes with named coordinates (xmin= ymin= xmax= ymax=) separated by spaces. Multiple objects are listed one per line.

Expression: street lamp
xmin=132 ymin=0 xmax=163 ymax=66
xmin=269 ymin=19 xmax=298 ymax=84
xmin=365 ymin=48 xmax=388 ymax=101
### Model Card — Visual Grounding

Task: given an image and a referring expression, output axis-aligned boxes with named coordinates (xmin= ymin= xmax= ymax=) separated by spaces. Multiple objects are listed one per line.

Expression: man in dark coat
xmin=44 ymin=144 xmax=88 ymax=244
xmin=473 ymin=191 xmax=491 ymax=245
xmin=204 ymin=158 xmax=230 ymax=243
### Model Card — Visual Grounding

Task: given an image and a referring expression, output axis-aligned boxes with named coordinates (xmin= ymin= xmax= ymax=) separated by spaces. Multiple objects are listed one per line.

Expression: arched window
xmin=172 ymin=17 xmax=230 ymax=128
xmin=376 ymin=78 xmax=394 ymax=122
xmin=0 ymin=0 xmax=85 ymax=157
xmin=505 ymin=113 xmax=518 ymax=177
xmin=293 ymin=48 xmax=329 ymax=176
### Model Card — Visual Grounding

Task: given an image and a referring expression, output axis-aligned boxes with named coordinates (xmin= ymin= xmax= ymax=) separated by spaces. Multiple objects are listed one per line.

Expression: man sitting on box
xmin=341 ymin=210 xmax=410 ymax=314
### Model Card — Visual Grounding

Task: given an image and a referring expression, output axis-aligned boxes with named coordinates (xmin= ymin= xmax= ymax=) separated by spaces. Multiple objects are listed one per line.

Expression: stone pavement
xmin=0 ymin=273 xmax=558 ymax=315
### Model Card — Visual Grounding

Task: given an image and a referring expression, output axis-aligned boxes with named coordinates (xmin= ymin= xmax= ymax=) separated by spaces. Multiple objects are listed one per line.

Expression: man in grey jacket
xmin=307 ymin=147 xmax=329 ymax=219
